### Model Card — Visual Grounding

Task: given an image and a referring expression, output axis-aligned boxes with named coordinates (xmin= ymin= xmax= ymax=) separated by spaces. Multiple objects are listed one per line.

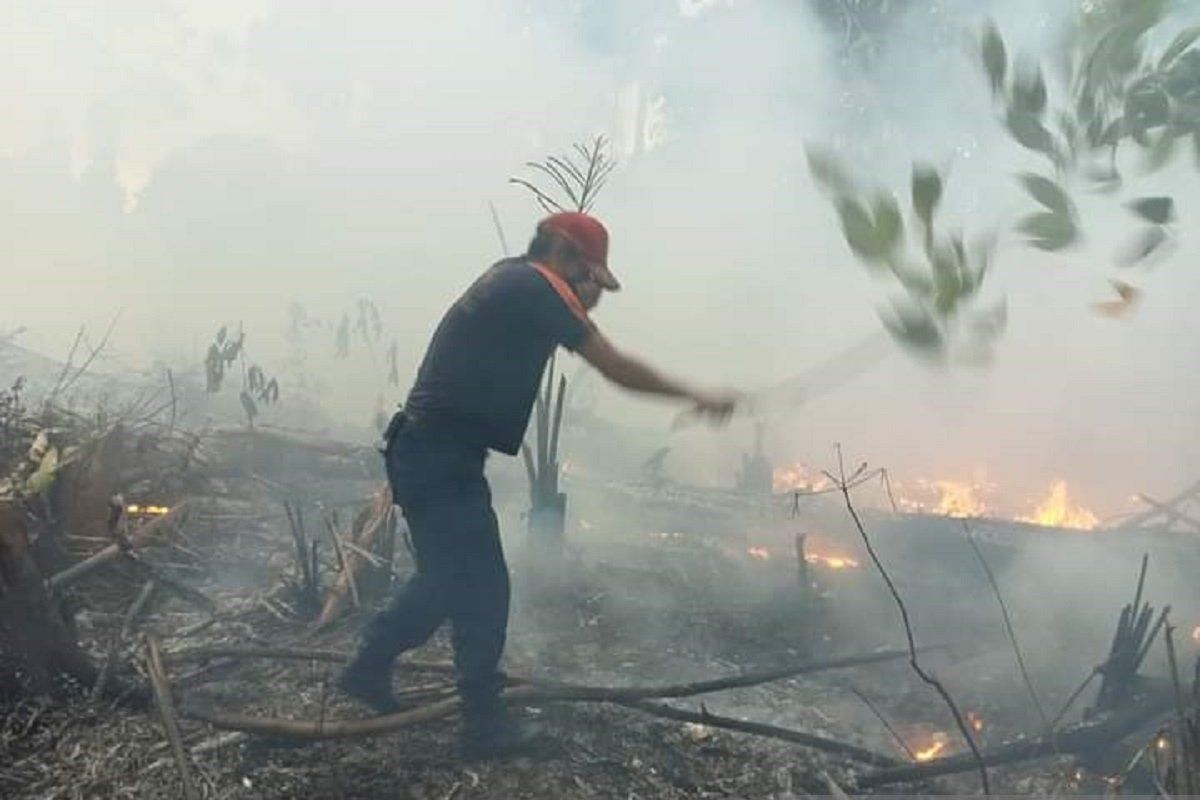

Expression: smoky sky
xmin=3 ymin=0 xmax=1199 ymax=516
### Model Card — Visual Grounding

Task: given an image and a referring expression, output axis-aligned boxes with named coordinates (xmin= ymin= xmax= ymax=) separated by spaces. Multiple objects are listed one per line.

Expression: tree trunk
xmin=0 ymin=501 xmax=98 ymax=699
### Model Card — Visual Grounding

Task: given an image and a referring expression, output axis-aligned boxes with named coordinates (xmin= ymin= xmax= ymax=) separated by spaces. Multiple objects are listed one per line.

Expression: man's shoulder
xmin=470 ymin=257 xmax=556 ymax=301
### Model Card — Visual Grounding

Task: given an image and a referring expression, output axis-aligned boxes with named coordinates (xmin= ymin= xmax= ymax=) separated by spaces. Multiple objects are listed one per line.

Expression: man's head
xmin=526 ymin=212 xmax=619 ymax=311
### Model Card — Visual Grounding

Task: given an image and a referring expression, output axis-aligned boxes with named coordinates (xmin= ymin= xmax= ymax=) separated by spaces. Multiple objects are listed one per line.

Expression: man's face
xmin=553 ymin=238 xmax=603 ymax=310
xmin=574 ymin=275 xmax=602 ymax=310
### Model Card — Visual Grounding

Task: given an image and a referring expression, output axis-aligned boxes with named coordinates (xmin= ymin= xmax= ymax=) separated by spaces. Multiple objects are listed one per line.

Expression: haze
xmin=4 ymin=0 xmax=1199 ymax=518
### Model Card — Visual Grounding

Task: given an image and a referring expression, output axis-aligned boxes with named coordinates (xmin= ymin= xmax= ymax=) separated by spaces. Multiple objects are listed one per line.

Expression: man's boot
xmin=459 ymin=698 xmax=542 ymax=761
xmin=337 ymin=642 xmax=402 ymax=714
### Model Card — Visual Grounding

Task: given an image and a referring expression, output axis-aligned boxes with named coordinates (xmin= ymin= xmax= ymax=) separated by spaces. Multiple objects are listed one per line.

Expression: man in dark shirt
xmin=339 ymin=211 xmax=736 ymax=759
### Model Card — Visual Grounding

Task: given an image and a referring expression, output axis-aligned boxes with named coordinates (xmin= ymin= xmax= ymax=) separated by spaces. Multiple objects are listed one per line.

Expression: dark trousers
xmin=361 ymin=414 xmax=510 ymax=709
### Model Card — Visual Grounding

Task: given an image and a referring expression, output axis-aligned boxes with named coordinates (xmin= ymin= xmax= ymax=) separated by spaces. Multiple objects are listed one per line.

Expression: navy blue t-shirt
xmin=404 ymin=258 xmax=592 ymax=455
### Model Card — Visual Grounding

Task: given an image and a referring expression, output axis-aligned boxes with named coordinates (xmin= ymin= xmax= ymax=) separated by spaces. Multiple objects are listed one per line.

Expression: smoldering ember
xmin=4 ymin=2 xmax=1200 ymax=799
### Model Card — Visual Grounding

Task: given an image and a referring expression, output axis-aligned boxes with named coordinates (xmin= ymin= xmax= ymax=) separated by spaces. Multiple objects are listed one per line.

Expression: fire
xmin=805 ymin=552 xmax=859 ymax=570
xmin=747 ymin=546 xmax=771 ymax=561
xmin=126 ymin=504 xmax=170 ymax=516
xmin=967 ymin=710 xmax=985 ymax=733
xmin=897 ymin=478 xmax=991 ymax=518
xmin=913 ymin=733 xmax=949 ymax=762
xmin=772 ymin=462 xmax=832 ymax=493
xmin=1191 ymin=626 xmax=1200 ymax=643
xmin=1017 ymin=480 xmax=1098 ymax=530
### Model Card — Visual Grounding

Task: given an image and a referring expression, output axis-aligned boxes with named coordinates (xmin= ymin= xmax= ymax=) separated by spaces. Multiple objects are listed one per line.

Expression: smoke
xmin=2 ymin=0 xmax=1199 ymax=515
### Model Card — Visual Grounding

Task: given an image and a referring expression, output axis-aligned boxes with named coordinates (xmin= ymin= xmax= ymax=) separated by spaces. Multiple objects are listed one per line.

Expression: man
xmin=339 ymin=211 xmax=737 ymax=759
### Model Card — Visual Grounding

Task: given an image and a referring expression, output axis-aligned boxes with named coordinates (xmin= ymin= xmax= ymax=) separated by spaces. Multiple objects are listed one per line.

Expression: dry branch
xmin=315 ymin=487 xmax=391 ymax=628
xmin=857 ymin=685 xmax=1176 ymax=789
xmin=618 ymin=699 xmax=900 ymax=767
xmin=179 ymin=645 xmax=932 ymax=740
xmin=828 ymin=447 xmax=990 ymax=794
xmin=47 ymin=505 xmax=187 ymax=592
xmin=964 ymin=522 xmax=1048 ymax=727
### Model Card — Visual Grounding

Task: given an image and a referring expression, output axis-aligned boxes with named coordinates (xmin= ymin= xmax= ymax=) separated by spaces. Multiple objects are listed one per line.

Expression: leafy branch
xmin=980 ymin=2 xmax=1197 ymax=265
xmin=806 ymin=147 xmax=1003 ymax=361
xmin=510 ymin=135 xmax=616 ymax=213
xmin=203 ymin=325 xmax=280 ymax=427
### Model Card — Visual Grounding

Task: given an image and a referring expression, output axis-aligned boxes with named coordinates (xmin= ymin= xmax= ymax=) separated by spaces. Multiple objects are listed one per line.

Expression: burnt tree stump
xmin=0 ymin=501 xmax=98 ymax=699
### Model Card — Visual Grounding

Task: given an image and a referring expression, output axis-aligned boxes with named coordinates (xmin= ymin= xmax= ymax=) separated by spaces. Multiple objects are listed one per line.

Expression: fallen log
xmin=855 ymin=686 xmax=1175 ymax=789
xmin=145 ymin=635 xmax=199 ymax=800
xmin=180 ymin=645 xmax=936 ymax=741
xmin=47 ymin=505 xmax=187 ymax=592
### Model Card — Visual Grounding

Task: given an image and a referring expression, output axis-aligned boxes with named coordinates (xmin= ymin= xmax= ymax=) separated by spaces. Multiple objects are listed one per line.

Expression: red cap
xmin=539 ymin=211 xmax=620 ymax=291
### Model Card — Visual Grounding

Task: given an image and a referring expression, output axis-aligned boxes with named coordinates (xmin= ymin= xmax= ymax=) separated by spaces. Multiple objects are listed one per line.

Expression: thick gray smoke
xmin=3 ymin=0 xmax=1199 ymax=516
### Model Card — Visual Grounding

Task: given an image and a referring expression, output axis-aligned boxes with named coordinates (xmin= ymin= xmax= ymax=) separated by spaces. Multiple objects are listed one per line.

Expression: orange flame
xmin=897 ymin=478 xmax=990 ymax=518
xmin=913 ymin=735 xmax=948 ymax=762
xmin=1017 ymin=481 xmax=1097 ymax=530
xmin=126 ymin=504 xmax=170 ymax=516
xmin=747 ymin=546 xmax=771 ymax=561
xmin=772 ymin=462 xmax=832 ymax=493
xmin=805 ymin=552 xmax=860 ymax=570
xmin=967 ymin=711 xmax=985 ymax=733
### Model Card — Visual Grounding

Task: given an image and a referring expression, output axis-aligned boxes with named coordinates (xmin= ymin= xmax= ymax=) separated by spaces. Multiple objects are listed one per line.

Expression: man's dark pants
xmin=360 ymin=414 xmax=510 ymax=712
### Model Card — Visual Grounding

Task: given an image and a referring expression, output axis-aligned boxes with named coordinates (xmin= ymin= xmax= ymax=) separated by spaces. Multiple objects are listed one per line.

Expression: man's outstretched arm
xmin=576 ymin=329 xmax=737 ymax=421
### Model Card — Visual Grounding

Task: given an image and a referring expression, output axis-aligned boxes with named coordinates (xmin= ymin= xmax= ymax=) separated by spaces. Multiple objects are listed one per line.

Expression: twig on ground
xmin=827 ymin=444 xmax=990 ymax=795
xmin=857 ymin=685 xmax=1176 ymax=789
xmin=121 ymin=579 xmax=158 ymax=640
xmin=323 ymin=512 xmax=359 ymax=610
xmin=145 ymin=635 xmax=200 ymax=800
xmin=619 ymin=699 xmax=899 ymax=767
xmin=964 ymin=522 xmax=1048 ymax=727
xmin=1050 ymin=668 xmax=1101 ymax=728
xmin=848 ymin=684 xmax=916 ymax=760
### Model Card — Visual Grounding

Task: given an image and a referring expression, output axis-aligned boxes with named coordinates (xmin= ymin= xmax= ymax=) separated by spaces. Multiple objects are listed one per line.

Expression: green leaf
xmin=870 ymin=192 xmax=903 ymax=254
xmin=1125 ymin=84 xmax=1171 ymax=132
xmin=1006 ymin=110 xmax=1055 ymax=156
xmin=981 ymin=22 xmax=1007 ymax=95
xmin=836 ymin=194 xmax=900 ymax=264
xmin=836 ymin=197 xmax=879 ymax=261
xmin=806 ymin=146 xmax=851 ymax=194
xmin=882 ymin=302 xmax=944 ymax=354
xmin=1017 ymin=211 xmax=1077 ymax=251
xmin=1117 ymin=226 xmax=1168 ymax=266
xmin=892 ymin=264 xmax=935 ymax=298
xmin=911 ymin=163 xmax=942 ymax=227
xmin=1127 ymin=196 xmax=1175 ymax=224
xmin=1159 ymin=26 xmax=1200 ymax=69
xmin=1165 ymin=51 xmax=1200 ymax=102
xmin=1012 ymin=62 xmax=1048 ymax=117
xmin=930 ymin=243 xmax=964 ymax=314
xmin=1018 ymin=173 xmax=1073 ymax=216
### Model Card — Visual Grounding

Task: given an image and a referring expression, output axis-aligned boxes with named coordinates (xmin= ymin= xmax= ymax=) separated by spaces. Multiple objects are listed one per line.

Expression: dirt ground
xmin=3 ymin=485 xmax=1120 ymax=800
